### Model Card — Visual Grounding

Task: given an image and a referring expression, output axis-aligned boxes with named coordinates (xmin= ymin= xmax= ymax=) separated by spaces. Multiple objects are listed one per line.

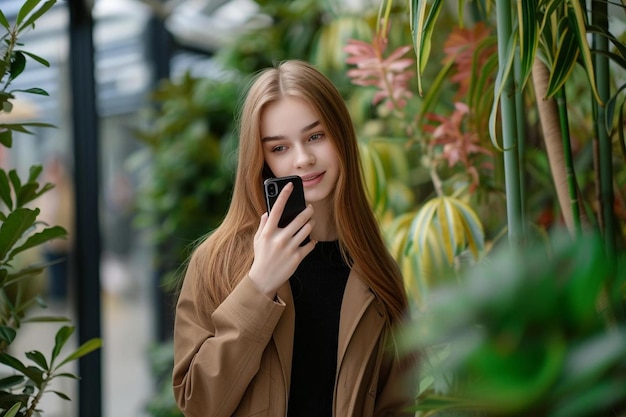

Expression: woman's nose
xmin=295 ymin=147 xmax=315 ymax=168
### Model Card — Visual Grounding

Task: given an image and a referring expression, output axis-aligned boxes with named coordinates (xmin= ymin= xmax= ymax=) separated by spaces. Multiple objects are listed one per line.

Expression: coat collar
xmin=272 ymin=270 xmax=385 ymax=390
xmin=337 ymin=270 xmax=379 ymax=366
xmin=274 ymin=282 xmax=295 ymax=390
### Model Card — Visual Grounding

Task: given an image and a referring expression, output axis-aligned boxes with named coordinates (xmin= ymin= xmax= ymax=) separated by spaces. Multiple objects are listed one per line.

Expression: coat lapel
xmin=337 ymin=271 xmax=380 ymax=368
xmin=273 ymin=282 xmax=295 ymax=390
xmin=335 ymin=272 xmax=387 ymax=416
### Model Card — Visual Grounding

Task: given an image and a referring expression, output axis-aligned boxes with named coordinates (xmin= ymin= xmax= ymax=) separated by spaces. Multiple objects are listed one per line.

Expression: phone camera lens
xmin=268 ymin=183 xmax=278 ymax=197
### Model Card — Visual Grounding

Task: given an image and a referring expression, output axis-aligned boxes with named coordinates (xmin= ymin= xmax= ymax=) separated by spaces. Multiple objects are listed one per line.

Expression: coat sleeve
xmin=374 ymin=335 xmax=420 ymax=417
xmin=172 ymin=251 xmax=285 ymax=417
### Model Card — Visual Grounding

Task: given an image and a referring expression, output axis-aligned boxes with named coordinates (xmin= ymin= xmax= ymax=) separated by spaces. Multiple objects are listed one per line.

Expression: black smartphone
xmin=263 ymin=175 xmax=311 ymax=245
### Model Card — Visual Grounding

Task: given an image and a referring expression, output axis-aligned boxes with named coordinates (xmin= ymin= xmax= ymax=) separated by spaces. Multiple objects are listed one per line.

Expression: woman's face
xmin=260 ymin=97 xmax=340 ymax=209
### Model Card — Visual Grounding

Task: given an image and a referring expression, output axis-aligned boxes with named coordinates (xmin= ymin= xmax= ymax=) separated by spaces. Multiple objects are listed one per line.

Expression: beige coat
xmin=173 ymin=253 xmax=417 ymax=417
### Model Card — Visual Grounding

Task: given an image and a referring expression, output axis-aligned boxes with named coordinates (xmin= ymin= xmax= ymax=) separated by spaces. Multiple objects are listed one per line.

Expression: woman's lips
xmin=301 ymin=172 xmax=324 ymax=186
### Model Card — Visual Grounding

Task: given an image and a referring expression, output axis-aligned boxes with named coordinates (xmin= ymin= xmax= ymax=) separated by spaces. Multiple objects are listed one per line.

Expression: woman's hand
xmin=248 ymin=182 xmax=316 ymax=299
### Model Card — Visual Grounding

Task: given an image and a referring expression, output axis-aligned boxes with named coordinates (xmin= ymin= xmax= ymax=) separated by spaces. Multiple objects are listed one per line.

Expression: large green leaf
xmin=5 ymin=121 xmax=53 ymax=130
xmin=448 ymin=197 xmax=485 ymax=258
xmin=545 ymin=21 xmax=578 ymax=98
xmin=384 ymin=211 xmax=424 ymax=303
xmin=11 ymin=87 xmax=49 ymax=96
xmin=8 ymin=52 xmax=26 ymax=83
xmin=359 ymin=142 xmax=388 ymax=217
xmin=437 ymin=197 xmax=464 ymax=264
xmin=51 ymin=326 xmax=74 ymax=365
xmin=3 ymin=403 xmax=22 ymax=417
xmin=0 ymin=169 xmax=12 ymax=210
xmin=558 ymin=329 xmax=626 ymax=396
xmin=0 ymin=130 xmax=12 ymax=148
xmin=411 ymin=0 xmax=445 ymax=96
xmin=0 ymin=207 xmax=39 ymax=263
xmin=407 ymin=197 xmax=439 ymax=254
xmin=0 ymin=353 xmax=28 ymax=374
xmin=22 ymin=365 xmax=43 ymax=387
xmin=421 ymin=223 xmax=451 ymax=287
xmin=21 ymin=315 xmax=70 ymax=324
xmin=517 ymin=0 xmax=539 ymax=91
xmin=605 ymin=83 xmax=626 ymax=135
xmin=25 ymin=350 xmax=48 ymax=372
xmin=419 ymin=58 xmax=454 ymax=123
xmin=15 ymin=182 xmax=38 ymax=208
xmin=8 ymin=225 xmax=66 ymax=261
xmin=551 ymin=375 xmax=626 ymax=417
xmin=376 ymin=0 xmax=393 ymax=37
xmin=57 ymin=338 xmax=102 ymax=369
xmin=0 ymin=375 xmax=24 ymax=390
xmin=464 ymin=337 xmax=566 ymax=413
xmin=8 ymin=170 xmax=21 ymax=196
xmin=407 ymin=196 xmax=484 ymax=268
xmin=0 ymin=10 xmax=10 ymax=30
xmin=468 ymin=36 xmax=497 ymax=110
xmin=489 ymin=31 xmax=517 ymax=150
xmin=50 ymin=390 xmax=71 ymax=401
xmin=16 ymin=0 xmax=42 ymax=27
xmin=568 ymin=0 xmax=603 ymax=105
xmin=18 ymin=0 xmax=57 ymax=32
xmin=3 ymin=263 xmax=46 ymax=286
xmin=27 ymin=165 xmax=42 ymax=183
xmin=472 ymin=52 xmax=499 ymax=139
xmin=0 ymin=325 xmax=16 ymax=345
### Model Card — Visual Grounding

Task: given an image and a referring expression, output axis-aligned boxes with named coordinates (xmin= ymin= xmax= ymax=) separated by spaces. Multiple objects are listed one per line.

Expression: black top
xmin=287 ymin=240 xmax=350 ymax=417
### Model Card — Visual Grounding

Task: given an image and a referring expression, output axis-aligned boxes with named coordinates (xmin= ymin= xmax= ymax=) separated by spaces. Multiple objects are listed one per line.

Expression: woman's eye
xmin=309 ymin=133 xmax=323 ymax=142
xmin=272 ymin=145 xmax=287 ymax=153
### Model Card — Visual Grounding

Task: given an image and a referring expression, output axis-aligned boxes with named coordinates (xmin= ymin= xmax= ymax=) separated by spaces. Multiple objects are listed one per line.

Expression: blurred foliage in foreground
xmin=400 ymin=231 xmax=626 ymax=417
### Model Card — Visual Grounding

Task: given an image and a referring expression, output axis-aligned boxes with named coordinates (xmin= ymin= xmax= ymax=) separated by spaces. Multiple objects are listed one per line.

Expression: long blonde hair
xmin=190 ymin=60 xmax=408 ymax=325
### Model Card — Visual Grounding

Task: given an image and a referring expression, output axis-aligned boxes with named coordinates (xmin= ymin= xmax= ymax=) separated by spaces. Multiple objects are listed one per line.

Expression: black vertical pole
xmin=68 ymin=0 xmax=102 ymax=416
xmin=147 ymin=9 xmax=174 ymax=342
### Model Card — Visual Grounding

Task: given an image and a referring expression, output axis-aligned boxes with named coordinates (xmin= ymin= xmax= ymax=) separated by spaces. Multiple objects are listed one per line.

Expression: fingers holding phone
xmin=264 ymin=176 xmax=311 ymax=244
xmin=264 ymin=180 xmax=295 ymax=228
xmin=248 ymin=176 xmax=316 ymax=298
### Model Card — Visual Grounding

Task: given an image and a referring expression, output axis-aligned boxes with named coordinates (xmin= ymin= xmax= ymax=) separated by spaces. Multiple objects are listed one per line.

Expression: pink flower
xmin=425 ymin=102 xmax=493 ymax=192
xmin=344 ymin=33 xmax=414 ymax=111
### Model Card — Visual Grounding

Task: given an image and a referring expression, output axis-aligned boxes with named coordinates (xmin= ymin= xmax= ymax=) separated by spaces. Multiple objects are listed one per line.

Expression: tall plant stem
xmin=496 ymin=0 xmax=523 ymax=245
xmin=514 ymin=53 xmax=527 ymax=232
xmin=25 ymin=377 xmax=49 ymax=417
xmin=555 ymin=88 xmax=581 ymax=236
xmin=532 ymin=59 xmax=590 ymax=234
xmin=430 ymin=166 xmax=444 ymax=197
xmin=592 ymin=0 xmax=623 ymax=322
xmin=1 ymin=26 xmax=19 ymax=93
xmin=592 ymin=0 xmax=615 ymax=259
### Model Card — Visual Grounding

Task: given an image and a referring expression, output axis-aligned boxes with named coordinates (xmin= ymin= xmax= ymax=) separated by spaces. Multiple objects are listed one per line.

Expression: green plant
xmin=400 ymin=230 xmax=626 ymax=416
xmin=342 ymin=0 xmax=626 ymax=309
xmin=130 ymin=72 xmax=239 ymax=289
xmin=342 ymin=5 xmax=626 ymax=413
xmin=344 ymin=14 xmax=491 ymax=306
xmin=407 ymin=0 xmax=626 ymax=245
xmin=0 ymin=1 xmax=101 ymax=415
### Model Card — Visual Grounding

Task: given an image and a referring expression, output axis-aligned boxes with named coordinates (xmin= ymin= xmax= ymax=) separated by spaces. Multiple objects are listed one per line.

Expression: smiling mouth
xmin=301 ymin=173 xmax=323 ymax=182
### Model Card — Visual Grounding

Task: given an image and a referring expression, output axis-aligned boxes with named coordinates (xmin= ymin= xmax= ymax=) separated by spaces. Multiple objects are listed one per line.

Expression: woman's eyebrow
xmin=261 ymin=134 xmax=283 ymax=143
xmin=301 ymin=120 xmax=320 ymax=132
xmin=261 ymin=120 xmax=321 ymax=142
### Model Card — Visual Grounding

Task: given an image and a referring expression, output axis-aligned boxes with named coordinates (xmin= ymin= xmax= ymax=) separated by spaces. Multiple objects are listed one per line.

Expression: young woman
xmin=173 ymin=60 xmax=417 ymax=417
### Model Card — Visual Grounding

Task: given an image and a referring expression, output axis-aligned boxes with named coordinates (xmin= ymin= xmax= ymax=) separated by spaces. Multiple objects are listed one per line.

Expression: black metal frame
xmin=68 ymin=0 xmax=102 ymax=415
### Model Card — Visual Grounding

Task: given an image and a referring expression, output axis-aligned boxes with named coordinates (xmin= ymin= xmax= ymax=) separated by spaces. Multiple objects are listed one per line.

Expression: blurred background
xmin=1 ymin=0 xmax=625 ymax=416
